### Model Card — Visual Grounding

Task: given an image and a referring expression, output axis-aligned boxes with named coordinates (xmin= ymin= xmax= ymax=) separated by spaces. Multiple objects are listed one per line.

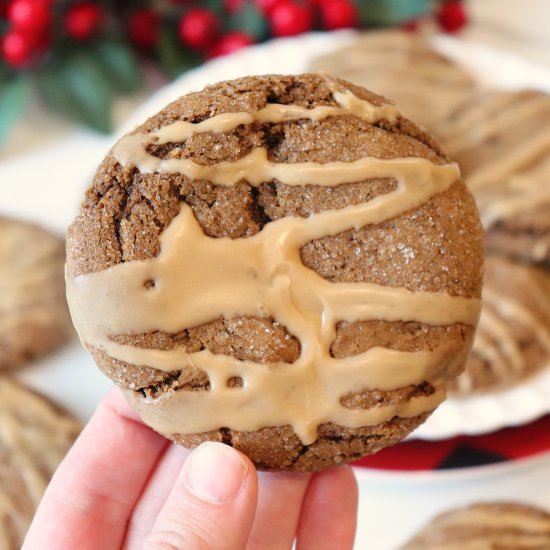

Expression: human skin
xmin=23 ymin=389 xmax=358 ymax=550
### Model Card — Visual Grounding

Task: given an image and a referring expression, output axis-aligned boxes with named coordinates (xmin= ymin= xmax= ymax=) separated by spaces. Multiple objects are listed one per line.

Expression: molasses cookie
xmin=438 ymin=90 xmax=550 ymax=265
xmin=451 ymin=254 xmax=550 ymax=394
xmin=0 ymin=217 xmax=74 ymax=370
xmin=400 ymin=502 xmax=550 ymax=549
xmin=0 ymin=377 xmax=81 ymax=549
xmin=309 ymin=30 xmax=476 ymax=133
xmin=66 ymin=74 xmax=483 ymax=471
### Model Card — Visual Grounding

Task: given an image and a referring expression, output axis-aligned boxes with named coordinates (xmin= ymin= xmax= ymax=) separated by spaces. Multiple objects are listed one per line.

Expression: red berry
xmin=1 ymin=28 xmax=35 ymax=67
xmin=320 ymin=0 xmax=358 ymax=30
xmin=255 ymin=0 xmax=291 ymax=15
xmin=437 ymin=1 xmax=467 ymax=33
xmin=178 ymin=8 xmax=220 ymax=50
xmin=8 ymin=0 xmax=51 ymax=32
xmin=400 ymin=18 xmax=420 ymax=33
xmin=129 ymin=9 xmax=160 ymax=48
xmin=270 ymin=3 xmax=313 ymax=37
xmin=65 ymin=3 xmax=103 ymax=41
xmin=210 ymin=31 xmax=254 ymax=57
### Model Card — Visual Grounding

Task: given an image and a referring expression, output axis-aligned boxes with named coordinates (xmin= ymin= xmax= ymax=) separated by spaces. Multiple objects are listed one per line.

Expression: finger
xmin=246 ymin=471 xmax=312 ymax=550
xmin=145 ymin=442 xmax=258 ymax=550
xmin=296 ymin=466 xmax=358 ymax=550
xmin=123 ymin=444 xmax=189 ymax=548
xmin=23 ymin=388 xmax=169 ymax=550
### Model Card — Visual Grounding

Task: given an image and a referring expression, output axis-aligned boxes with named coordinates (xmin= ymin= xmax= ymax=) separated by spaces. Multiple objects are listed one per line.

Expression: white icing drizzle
xmin=459 ymin=259 xmax=550 ymax=392
xmin=444 ymin=92 xmax=521 ymax=138
xmin=484 ymin=288 xmax=550 ymax=355
xmin=479 ymin=155 xmax=550 ymax=227
xmin=475 ymin=306 xmax=523 ymax=371
xmin=0 ymin=379 xmax=80 ymax=549
xmin=67 ymin=79 xmax=479 ymax=444
xmin=468 ymin=127 xmax=550 ymax=191
xmin=441 ymin=91 xmax=550 ymax=236
xmin=444 ymin=93 xmax=550 ymax=154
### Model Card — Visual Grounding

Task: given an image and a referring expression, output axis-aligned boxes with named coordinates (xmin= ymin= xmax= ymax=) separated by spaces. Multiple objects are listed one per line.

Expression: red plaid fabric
xmin=353 ymin=414 xmax=550 ymax=471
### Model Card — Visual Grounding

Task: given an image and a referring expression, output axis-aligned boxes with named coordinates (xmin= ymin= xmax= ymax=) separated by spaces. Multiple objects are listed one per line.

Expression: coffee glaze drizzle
xmin=67 ymin=79 xmax=480 ymax=445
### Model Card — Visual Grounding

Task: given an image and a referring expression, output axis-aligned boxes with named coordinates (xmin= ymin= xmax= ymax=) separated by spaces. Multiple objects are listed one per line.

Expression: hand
xmin=24 ymin=389 xmax=358 ymax=549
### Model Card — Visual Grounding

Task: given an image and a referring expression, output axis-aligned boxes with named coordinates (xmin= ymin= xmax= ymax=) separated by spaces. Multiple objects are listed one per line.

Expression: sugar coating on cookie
xmin=309 ymin=30 xmax=476 ymax=133
xmin=0 ymin=377 xmax=81 ymax=549
xmin=66 ymin=74 xmax=483 ymax=471
xmin=400 ymin=501 xmax=550 ymax=549
xmin=0 ymin=217 xmax=74 ymax=370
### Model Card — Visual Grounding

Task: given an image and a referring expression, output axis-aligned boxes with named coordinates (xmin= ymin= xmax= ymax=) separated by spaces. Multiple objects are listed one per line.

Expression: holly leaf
xmin=156 ymin=26 xmax=202 ymax=79
xmin=94 ymin=38 xmax=142 ymax=94
xmin=0 ymin=62 xmax=9 ymax=84
xmin=203 ymin=0 xmax=225 ymax=17
xmin=0 ymin=76 xmax=30 ymax=145
xmin=229 ymin=1 xmax=268 ymax=40
xmin=360 ymin=0 xmax=430 ymax=25
xmin=39 ymin=50 xmax=114 ymax=133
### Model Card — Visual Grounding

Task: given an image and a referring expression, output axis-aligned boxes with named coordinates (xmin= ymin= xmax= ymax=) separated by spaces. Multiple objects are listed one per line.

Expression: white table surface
xmin=2 ymin=3 xmax=550 ymax=548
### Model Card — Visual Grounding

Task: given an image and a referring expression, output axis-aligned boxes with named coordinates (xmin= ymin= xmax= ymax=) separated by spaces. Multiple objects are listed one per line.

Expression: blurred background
xmin=2 ymin=0 xmax=549 ymax=157
xmin=1 ymin=1 xmax=550 ymax=549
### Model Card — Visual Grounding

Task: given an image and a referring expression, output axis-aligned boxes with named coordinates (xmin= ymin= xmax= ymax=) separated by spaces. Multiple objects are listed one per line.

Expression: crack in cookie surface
xmin=67 ymin=74 xmax=483 ymax=470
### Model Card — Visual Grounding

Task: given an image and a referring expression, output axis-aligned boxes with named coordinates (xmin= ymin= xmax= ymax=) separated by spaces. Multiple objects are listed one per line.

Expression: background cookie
xmin=451 ymin=254 xmax=550 ymax=394
xmin=0 ymin=217 xmax=74 ymax=369
xmin=66 ymin=74 xmax=483 ymax=471
xmin=438 ymin=90 xmax=550 ymax=265
xmin=400 ymin=501 xmax=550 ymax=549
xmin=309 ymin=30 xmax=476 ymax=133
xmin=0 ymin=377 xmax=81 ymax=549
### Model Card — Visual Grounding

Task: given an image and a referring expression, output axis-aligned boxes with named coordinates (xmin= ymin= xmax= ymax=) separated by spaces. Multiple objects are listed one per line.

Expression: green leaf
xmin=0 ymin=76 xmax=30 ymax=145
xmin=0 ymin=62 xmax=9 ymax=84
xmin=39 ymin=50 xmax=114 ymax=133
xmin=156 ymin=26 xmax=202 ymax=79
xmin=203 ymin=0 xmax=225 ymax=17
xmin=360 ymin=0 xmax=430 ymax=25
xmin=230 ymin=1 xmax=268 ymax=40
xmin=94 ymin=38 xmax=142 ymax=94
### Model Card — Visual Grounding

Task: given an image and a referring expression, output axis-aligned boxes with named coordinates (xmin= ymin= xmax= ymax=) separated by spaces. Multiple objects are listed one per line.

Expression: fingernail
xmin=184 ymin=442 xmax=248 ymax=503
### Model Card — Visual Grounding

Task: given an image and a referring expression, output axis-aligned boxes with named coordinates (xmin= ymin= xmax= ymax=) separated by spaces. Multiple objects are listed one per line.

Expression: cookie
xmin=0 ymin=377 xmax=81 ymax=549
xmin=0 ymin=217 xmax=74 ymax=369
xmin=451 ymin=254 xmax=550 ymax=394
xmin=309 ymin=30 xmax=476 ymax=133
xmin=438 ymin=90 xmax=550 ymax=265
xmin=66 ymin=73 xmax=483 ymax=471
xmin=400 ymin=502 xmax=550 ymax=549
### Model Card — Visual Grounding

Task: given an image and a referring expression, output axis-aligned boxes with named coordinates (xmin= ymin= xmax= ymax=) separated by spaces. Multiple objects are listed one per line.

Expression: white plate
xmin=1 ymin=31 xmax=550 ymax=440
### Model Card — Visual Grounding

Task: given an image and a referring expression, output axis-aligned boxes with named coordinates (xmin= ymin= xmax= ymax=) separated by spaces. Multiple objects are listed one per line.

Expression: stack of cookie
xmin=0 ymin=217 xmax=80 ymax=548
xmin=438 ymin=90 xmax=550 ymax=393
xmin=400 ymin=501 xmax=550 ymax=549
xmin=310 ymin=31 xmax=477 ymax=139
xmin=310 ymin=30 xmax=550 ymax=395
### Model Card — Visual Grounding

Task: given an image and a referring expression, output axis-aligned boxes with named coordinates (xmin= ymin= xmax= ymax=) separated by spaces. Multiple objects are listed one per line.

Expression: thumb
xmin=145 ymin=442 xmax=258 ymax=550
